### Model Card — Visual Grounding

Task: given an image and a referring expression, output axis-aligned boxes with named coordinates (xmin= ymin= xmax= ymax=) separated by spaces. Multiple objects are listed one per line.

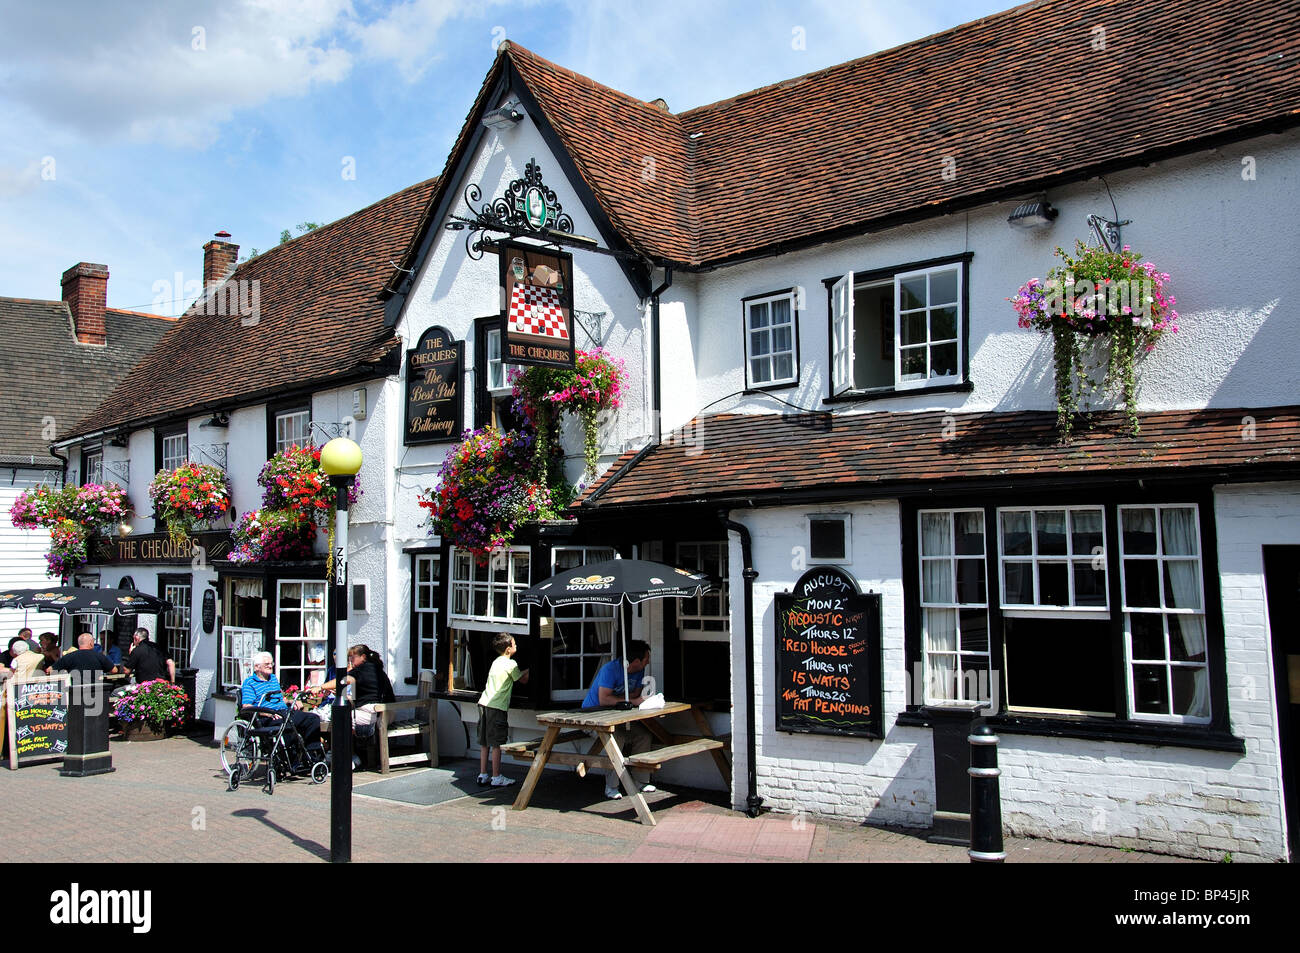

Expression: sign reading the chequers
xmin=404 ymin=326 xmax=464 ymax=445
xmin=774 ymin=566 xmax=883 ymax=738
xmin=497 ymin=239 xmax=575 ymax=369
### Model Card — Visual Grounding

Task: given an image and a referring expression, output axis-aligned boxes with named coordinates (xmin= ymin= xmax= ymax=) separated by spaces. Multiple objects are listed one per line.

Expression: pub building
xmin=56 ymin=0 xmax=1300 ymax=861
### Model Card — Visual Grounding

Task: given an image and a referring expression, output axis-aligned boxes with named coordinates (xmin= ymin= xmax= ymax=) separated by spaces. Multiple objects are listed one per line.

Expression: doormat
xmin=353 ymin=759 xmax=526 ymax=807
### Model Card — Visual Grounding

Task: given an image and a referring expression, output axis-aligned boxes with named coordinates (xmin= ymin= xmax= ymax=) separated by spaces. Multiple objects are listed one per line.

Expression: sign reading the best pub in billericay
xmin=404 ymin=326 xmax=463 ymax=445
xmin=774 ymin=566 xmax=883 ymax=738
xmin=497 ymin=239 xmax=575 ymax=369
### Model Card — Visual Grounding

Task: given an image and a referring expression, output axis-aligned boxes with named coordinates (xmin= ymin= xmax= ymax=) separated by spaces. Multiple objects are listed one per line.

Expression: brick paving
xmin=1 ymin=733 xmax=1198 ymax=864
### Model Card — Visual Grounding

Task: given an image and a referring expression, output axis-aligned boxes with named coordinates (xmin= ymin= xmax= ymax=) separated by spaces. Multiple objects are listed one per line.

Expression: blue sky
xmin=0 ymin=0 xmax=1014 ymax=315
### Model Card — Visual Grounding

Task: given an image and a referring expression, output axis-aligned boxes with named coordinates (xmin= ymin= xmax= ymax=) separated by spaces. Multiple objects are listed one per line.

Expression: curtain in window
xmin=921 ymin=513 xmax=952 ymax=603
xmin=1161 ymin=508 xmax=1208 ymax=718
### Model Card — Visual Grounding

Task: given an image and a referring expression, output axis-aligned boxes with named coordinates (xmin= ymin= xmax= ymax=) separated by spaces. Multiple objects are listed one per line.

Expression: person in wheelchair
xmin=240 ymin=651 xmax=323 ymax=773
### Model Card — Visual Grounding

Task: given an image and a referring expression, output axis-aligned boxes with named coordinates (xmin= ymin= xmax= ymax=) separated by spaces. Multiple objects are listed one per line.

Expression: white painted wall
xmin=723 ymin=487 xmax=1295 ymax=861
xmin=0 ymin=470 xmax=61 ymax=643
xmin=678 ymin=128 xmax=1300 ymax=427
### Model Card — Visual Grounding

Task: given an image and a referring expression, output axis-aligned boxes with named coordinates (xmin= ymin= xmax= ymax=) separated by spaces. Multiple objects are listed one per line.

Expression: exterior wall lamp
xmin=1007 ymin=198 xmax=1059 ymax=230
xmin=481 ymin=100 xmax=524 ymax=130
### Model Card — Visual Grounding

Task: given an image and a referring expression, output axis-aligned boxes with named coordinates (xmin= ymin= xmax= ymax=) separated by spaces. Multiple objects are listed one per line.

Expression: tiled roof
xmin=579 ymin=407 xmax=1300 ymax=508
xmin=0 ymin=298 xmax=174 ymax=465
xmin=401 ymin=0 xmax=1300 ymax=273
xmin=69 ymin=178 xmax=437 ymax=438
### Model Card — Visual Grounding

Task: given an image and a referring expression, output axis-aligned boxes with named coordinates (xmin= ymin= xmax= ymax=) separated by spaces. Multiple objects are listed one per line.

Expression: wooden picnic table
xmin=507 ymin=701 xmax=731 ymax=826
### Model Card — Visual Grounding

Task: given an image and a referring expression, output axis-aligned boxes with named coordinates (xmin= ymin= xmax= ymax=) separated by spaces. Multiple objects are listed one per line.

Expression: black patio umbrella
xmin=0 ymin=587 xmax=173 ymax=616
xmin=517 ymin=558 xmax=713 ymax=703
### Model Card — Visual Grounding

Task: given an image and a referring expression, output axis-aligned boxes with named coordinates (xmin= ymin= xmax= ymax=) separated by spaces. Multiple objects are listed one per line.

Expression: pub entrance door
xmin=1263 ymin=545 xmax=1300 ymax=861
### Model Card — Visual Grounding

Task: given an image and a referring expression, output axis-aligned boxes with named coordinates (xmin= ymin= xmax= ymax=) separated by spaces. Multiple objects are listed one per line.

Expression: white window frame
xmin=918 ymin=509 xmax=991 ymax=706
xmin=485 ymin=327 xmax=512 ymax=394
xmin=1118 ymin=504 xmax=1210 ymax=725
xmin=893 ymin=264 xmax=963 ymax=391
xmin=274 ymin=410 xmax=312 ymax=454
xmin=83 ymin=448 xmax=104 ymax=486
xmin=743 ymin=290 xmax=799 ymax=389
xmin=548 ymin=546 xmax=616 ymax=701
xmin=676 ymin=541 xmax=730 ymax=642
xmin=274 ymin=579 xmax=329 ymax=690
xmin=161 ymin=579 xmax=193 ymax=666
xmin=806 ymin=513 xmax=851 ymax=564
xmin=831 ymin=259 xmax=966 ymax=396
xmin=997 ymin=506 xmax=1109 ymax=618
xmin=448 ymin=546 xmax=530 ymax=632
xmin=161 ymin=431 xmax=188 ymax=471
xmin=414 ymin=553 xmax=440 ymax=676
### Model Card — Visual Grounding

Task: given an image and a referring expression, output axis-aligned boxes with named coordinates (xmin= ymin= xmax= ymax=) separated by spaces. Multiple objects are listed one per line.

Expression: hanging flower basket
xmin=418 ymin=426 xmax=561 ymax=560
xmin=228 ymin=508 xmax=316 ymax=563
xmin=257 ymin=444 xmax=361 ymax=527
xmin=509 ymin=348 xmax=626 ymax=479
xmin=148 ymin=463 xmax=231 ymax=544
xmin=8 ymin=482 xmax=130 ymax=577
xmin=1010 ymin=241 xmax=1178 ymax=440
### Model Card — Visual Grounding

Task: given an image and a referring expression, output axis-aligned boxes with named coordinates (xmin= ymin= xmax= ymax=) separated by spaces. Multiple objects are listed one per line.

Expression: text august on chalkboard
xmin=6 ymin=674 xmax=71 ymax=769
xmin=774 ymin=566 xmax=883 ymax=738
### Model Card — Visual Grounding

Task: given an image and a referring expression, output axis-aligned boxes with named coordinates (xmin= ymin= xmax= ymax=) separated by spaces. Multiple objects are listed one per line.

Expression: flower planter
xmin=120 ymin=722 xmax=166 ymax=742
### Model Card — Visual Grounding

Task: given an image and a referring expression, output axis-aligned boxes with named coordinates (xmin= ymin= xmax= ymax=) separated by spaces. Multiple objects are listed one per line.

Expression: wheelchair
xmin=220 ymin=696 xmax=329 ymax=794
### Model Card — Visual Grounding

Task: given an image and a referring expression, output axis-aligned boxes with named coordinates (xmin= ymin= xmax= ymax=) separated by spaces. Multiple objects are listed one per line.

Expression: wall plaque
xmin=404 ymin=325 xmax=464 ymax=445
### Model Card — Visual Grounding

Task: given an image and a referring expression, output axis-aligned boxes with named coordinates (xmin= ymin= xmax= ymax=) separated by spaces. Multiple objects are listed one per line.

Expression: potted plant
xmin=509 ymin=348 xmax=626 ymax=480
xmin=1010 ymin=241 xmax=1178 ymax=440
xmin=148 ymin=462 xmax=231 ymax=543
xmin=418 ymin=426 xmax=561 ymax=560
xmin=228 ymin=508 xmax=315 ymax=563
xmin=112 ymin=679 xmax=189 ymax=740
xmin=8 ymin=482 xmax=130 ymax=577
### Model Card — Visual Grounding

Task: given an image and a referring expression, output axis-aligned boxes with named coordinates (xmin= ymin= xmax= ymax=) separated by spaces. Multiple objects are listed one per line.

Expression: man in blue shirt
xmin=240 ymin=651 xmax=322 ymax=753
xmin=581 ymin=640 xmax=656 ymax=799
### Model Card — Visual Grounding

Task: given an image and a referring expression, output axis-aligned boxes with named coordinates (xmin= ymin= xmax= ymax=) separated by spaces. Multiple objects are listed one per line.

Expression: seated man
xmin=582 ymin=639 xmax=657 ymax=800
xmin=240 ymin=651 xmax=322 ymax=766
xmin=53 ymin=631 xmax=120 ymax=682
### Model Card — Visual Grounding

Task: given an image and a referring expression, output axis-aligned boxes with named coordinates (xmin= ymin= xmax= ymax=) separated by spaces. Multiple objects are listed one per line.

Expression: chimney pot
xmin=61 ymin=262 xmax=109 ymax=346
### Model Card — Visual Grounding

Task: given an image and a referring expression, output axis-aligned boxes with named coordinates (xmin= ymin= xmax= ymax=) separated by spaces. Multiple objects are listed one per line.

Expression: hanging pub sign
xmin=774 ymin=566 xmax=883 ymax=738
xmin=497 ymin=239 xmax=575 ymax=369
xmin=404 ymin=325 xmax=464 ymax=445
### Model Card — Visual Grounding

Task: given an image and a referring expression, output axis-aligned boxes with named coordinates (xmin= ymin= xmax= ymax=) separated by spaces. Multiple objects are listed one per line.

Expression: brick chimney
xmin=61 ymin=262 xmax=109 ymax=345
xmin=203 ymin=230 xmax=239 ymax=286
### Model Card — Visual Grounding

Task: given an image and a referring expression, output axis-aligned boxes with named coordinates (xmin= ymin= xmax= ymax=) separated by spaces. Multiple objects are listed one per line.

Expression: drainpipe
xmin=648 ymin=266 xmax=672 ymax=444
xmin=721 ymin=511 xmax=763 ymax=818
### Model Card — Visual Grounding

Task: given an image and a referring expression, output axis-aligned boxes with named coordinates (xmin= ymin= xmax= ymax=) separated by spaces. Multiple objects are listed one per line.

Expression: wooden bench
xmin=321 ymin=672 xmax=438 ymax=775
xmin=500 ymin=729 xmax=589 ymax=759
xmin=623 ymin=737 xmax=725 ymax=772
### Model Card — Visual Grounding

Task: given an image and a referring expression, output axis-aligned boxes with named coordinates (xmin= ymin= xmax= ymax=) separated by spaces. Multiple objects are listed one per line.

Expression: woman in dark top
xmin=38 ymin=632 xmax=61 ymax=674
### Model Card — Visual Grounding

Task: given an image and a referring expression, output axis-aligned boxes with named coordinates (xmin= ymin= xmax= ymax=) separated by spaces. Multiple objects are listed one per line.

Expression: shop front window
xmin=276 ymin=580 xmax=328 ymax=691
xmin=220 ymin=577 xmax=265 ymax=691
xmin=548 ymin=546 xmax=615 ymax=701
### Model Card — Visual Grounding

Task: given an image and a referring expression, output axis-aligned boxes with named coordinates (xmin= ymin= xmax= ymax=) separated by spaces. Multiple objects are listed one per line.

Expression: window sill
xmin=894 ymin=709 xmax=1245 ymax=753
xmin=823 ymin=380 xmax=973 ymax=405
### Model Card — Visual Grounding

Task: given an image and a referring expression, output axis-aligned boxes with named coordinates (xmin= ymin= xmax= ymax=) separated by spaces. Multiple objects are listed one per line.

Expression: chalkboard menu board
xmin=5 ymin=674 xmax=71 ymax=769
xmin=404 ymin=325 xmax=464 ymax=445
xmin=774 ymin=567 xmax=882 ymax=738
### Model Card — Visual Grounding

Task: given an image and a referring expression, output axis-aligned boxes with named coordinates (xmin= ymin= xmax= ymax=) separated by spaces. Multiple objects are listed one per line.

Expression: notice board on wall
xmin=774 ymin=566 xmax=882 ymax=738
xmin=5 ymin=674 xmax=71 ymax=769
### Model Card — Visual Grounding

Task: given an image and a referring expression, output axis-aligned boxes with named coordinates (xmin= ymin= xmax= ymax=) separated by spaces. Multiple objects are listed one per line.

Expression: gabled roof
xmin=388 ymin=0 xmax=1300 ymax=282
xmin=579 ymin=407 xmax=1300 ymax=509
xmin=0 ymin=298 xmax=174 ymax=465
xmin=68 ymin=177 xmax=437 ymax=439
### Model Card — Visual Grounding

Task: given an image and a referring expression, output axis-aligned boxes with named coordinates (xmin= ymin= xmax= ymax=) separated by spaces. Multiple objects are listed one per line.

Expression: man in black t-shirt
xmin=53 ymin=632 xmax=120 ymax=680
xmin=124 ymin=628 xmax=175 ymax=684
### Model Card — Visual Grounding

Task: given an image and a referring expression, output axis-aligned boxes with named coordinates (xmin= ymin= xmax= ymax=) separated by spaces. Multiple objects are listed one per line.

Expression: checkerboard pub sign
xmin=404 ymin=325 xmax=464 ymax=445
xmin=497 ymin=238 xmax=576 ymax=369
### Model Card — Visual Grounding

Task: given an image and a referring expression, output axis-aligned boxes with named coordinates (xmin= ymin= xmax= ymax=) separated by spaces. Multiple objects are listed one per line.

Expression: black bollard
xmin=60 ymin=680 xmax=115 ymax=777
xmin=967 ymin=722 xmax=1004 ymax=862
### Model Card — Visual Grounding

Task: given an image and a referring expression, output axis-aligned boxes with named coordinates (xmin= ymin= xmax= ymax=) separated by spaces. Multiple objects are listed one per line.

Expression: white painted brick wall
xmin=724 ymin=489 xmax=1297 ymax=861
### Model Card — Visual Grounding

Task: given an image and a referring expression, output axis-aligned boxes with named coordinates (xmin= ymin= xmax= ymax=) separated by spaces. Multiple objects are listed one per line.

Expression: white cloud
xmin=0 ymin=0 xmax=505 ymax=147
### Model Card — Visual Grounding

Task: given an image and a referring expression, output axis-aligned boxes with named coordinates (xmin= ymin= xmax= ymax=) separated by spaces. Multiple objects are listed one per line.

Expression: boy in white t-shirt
xmin=477 ymin=633 xmax=529 ymax=787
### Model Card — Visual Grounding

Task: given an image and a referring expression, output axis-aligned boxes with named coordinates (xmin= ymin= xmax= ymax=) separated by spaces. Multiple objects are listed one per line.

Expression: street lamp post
xmin=321 ymin=437 xmax=362 ymax=864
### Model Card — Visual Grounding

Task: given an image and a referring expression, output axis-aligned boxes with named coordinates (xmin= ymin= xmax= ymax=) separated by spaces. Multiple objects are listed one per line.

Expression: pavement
xmin=2 ymin=732 xmax=1197 ymax=864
